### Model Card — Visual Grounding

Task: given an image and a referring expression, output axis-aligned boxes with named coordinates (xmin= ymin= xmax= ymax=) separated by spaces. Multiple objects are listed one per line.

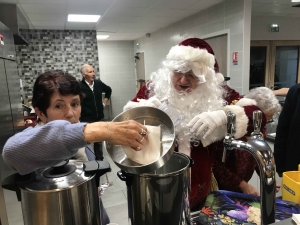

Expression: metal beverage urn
xmin=2 ymin=160 xmax=110 ymax=225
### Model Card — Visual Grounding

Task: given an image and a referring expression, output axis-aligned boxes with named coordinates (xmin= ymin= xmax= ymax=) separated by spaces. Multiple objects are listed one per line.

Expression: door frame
xmin=251 ymin=41 xmax=271 ymax=87
xmin=251 ymin=40 xmax=300 ymax=89
xmin=270 ymin=40 xmax=300 ymax=89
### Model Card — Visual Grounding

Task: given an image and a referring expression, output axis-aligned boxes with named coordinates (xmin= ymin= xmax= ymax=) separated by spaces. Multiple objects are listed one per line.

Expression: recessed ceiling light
xmin=97 ymin=35 xmax=109 ymax=40
xmin=68 ymin=14 xmax=100 ymax=22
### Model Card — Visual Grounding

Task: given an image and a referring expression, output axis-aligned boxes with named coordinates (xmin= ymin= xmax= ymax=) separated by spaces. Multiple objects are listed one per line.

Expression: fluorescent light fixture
xmin=292 ymin=0 xmax=300 ymax=2
xmin=68 ymin=14 xmax=100 ymax=22
xmin=97 ymin=35 xmax=109 ymax=40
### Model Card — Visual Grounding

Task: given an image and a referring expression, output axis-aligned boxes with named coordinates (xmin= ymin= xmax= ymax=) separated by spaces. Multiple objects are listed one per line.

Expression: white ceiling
xmin=252 ymin=0 xmax=300 ymax=17
xmin=0 ymin=0 xmax=299 ymax=40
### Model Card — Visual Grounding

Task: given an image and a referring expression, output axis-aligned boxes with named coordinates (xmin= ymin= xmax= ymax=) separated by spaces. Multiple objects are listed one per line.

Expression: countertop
xmin=270 ymin=218 xmax=295 ymax=225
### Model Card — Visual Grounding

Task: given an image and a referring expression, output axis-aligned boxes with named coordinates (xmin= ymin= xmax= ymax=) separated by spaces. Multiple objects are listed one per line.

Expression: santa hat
xmin=166 ymin=38 xmax=220 ymax=72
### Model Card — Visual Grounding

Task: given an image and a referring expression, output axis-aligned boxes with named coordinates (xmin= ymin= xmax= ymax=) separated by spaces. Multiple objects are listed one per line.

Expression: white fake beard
xmin=149 ymin=64 xmax=226 ymax=146
xmin=167 ymin=81 xmax=225 ymax=145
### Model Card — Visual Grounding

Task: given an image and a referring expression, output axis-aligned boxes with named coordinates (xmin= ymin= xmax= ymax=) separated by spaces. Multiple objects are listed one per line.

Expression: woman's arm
xmin=3 ymin=120 xmax=87 ymax=175
xmin=273 ymin=88 xmax=289 ymax=96
xmin=3 ymin=119 xmax=149 ymax=175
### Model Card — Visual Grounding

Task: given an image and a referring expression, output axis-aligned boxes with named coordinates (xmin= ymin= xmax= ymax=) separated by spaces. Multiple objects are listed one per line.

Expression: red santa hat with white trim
xmin=165 ymin=38 xmax=225 ymax=83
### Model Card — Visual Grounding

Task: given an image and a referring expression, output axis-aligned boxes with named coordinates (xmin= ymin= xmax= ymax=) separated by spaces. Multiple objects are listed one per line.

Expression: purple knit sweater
xmin=3 ymin=120 xmax=87 ymax=175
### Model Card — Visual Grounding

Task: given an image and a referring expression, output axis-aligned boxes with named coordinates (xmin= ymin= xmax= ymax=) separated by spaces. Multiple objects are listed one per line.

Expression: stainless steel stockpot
xmin=105 ymin=106 xmax=176 ymax=174
xmin=118 ymin=152 xmax=194 ymax=225
xmin=2 ymin=160 xmax=110 ymax=225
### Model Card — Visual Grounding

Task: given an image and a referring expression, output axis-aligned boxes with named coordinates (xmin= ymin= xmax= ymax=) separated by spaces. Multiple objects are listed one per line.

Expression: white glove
xmin=138 ymin=97 xmax=162 ymax=108
xmin=187 ymin=110 xmax=227 ymax=139
xmin=103 ymin=103 xmax=106 ymax=107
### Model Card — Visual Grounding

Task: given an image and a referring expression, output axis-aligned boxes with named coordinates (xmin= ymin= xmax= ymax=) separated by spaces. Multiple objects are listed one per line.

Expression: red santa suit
xmin=123 ymin=38 xmax=249 ymax=210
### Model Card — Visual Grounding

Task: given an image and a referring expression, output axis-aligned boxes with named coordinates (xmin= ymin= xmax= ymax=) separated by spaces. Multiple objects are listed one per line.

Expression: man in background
xmin=80 ymin=64 xmax=112 ymax=160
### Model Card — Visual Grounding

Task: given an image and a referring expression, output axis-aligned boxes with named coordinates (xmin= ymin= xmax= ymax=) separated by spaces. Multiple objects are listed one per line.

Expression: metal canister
xmin=2 ymin=160 xmax=110 ymax=225
xmin=118 ymin=152 xmax=194 ymax=225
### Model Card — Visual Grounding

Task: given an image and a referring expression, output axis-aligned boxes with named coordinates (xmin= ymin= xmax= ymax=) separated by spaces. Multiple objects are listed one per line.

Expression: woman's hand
xmin=276 ymin=182 xmax=281 ymax=193
xmin=239 ymin=180 xmax=260 ymax=196
xmin=84 ymin=120 xmax=148 ymax=151
xmin=108 ymin=120 xmax=149 ymax=151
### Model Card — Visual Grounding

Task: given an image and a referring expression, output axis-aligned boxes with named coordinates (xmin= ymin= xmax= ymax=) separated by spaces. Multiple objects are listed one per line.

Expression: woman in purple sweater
xmin=2 ymin=70 xmax=148 ymax=225
xmin=3 ymin=70 xmax=148 ymax=175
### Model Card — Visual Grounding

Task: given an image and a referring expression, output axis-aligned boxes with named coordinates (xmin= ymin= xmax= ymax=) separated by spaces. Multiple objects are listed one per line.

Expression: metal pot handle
xmin=83 ymin=161 xmax=111 ymax=187
xmin=189 ymin=157 xmax=194 ymax=167
xmin=117 ymin=170 xmax=128 ymax=181
xmin=117 ymin=170 xmax=133 ymax=187
xmin=117 ymin=170 xmax=134 ymax=222
xmin=2 ymin=173 xmax=33 ymax=201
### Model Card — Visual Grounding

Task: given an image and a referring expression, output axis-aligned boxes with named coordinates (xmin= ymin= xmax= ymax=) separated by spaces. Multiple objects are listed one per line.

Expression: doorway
xmin=204 ymin=34 xmax=228 ymax=77
xmin=135 ymin=52 xmax=145 ymax=91
xmin=250 ymin=40 xmax=300 ymax=89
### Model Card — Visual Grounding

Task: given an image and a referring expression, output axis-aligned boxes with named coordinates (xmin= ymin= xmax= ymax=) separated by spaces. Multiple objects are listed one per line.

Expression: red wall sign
xmin=232 ymin=52 xmax=238 ymax=64
xmin=0 ymin=34 xmax=4 ymax=45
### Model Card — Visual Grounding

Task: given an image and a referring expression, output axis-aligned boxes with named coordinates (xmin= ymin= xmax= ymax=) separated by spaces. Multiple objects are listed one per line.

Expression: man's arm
xmin=100 ymin=81 xmax=112 ymax=106
xmin=103 ymin=97 xmax=109 ymax=106
xmin=101 ymin=81 xmax=112 ymax=99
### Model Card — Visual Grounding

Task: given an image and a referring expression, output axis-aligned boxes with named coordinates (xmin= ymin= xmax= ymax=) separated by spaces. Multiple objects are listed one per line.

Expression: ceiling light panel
xmin=97 ymin=35 xmax=109 ymax=39
xmin=68 ymin=14 xmax=100 ymax=22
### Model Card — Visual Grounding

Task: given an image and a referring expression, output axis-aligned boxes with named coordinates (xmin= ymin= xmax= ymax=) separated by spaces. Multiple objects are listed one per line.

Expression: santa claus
xmin=124 ymin=38 xmax=249 ymax=209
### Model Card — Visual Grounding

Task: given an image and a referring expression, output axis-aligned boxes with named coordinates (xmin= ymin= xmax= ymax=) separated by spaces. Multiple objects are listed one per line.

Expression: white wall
xmin=97 ymin=0 xmax=253 ymax=118
xmin=97 ymin=41 xmax=135 ymax=118
xmin=251 ymin=16 xmax=300 ymax=40
xmin=134 ymin=0 xmax=252 ymax=95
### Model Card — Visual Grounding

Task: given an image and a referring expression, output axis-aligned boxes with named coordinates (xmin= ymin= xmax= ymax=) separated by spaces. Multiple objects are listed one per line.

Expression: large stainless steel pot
xmin=117 ymin=152 xmax=194 ymax=225
xmin=2 ymin=160 xmax=110 ymax=225
xmin=106 ymin=106 xmax=175 ymax=174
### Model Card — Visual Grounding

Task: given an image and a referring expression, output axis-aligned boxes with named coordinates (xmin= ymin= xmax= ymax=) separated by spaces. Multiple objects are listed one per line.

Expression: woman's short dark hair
xmin=32 ymin=70 xmax=83 ymax=116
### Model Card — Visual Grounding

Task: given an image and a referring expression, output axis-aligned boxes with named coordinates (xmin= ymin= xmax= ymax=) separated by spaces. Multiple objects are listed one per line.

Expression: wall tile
xmin=16 ymin=29 xmax=99 ymax=96
xmin=230 ymin=33 xmax=244 ymax=52
xmin=207 ymin=2 xmax=225 ymax=23
xmin=206 ymin=20 xmax=225 ymax=34
xmin=228 ymin=68 xmax=244 ymax=87
xmin=193 ymin=10 xmax=209 ymax=28
xmin=225 ymin=0 xmax=245 ymax=17
xmin=225 ymin=13 xmax=244 ymax=35
xmin=97 ymin=40 xmax=137 ymax=118
xmin=117 ymin=41 xmax=133 ymax=49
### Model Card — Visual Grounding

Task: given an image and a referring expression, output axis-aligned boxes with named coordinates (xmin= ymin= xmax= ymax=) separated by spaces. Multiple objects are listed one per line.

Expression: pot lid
xmin=19 ymin=160 xmax=94 ymax=192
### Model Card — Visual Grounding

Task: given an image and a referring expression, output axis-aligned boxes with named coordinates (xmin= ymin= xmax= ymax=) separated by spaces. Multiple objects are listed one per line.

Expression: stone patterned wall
xmin=15 ymin=29 xmax=99 ymax=96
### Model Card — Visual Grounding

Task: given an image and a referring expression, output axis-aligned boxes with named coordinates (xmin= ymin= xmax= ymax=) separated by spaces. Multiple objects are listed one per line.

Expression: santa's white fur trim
xmin=235 ymin=98 xmax=257 ymax=107
xmin=167 ymin=45 xmax=215 ymax=69
xmin=123 ymin=101 xmax=139 ymax=111
xmin=224 ymin=105 xmax=248 ymax=139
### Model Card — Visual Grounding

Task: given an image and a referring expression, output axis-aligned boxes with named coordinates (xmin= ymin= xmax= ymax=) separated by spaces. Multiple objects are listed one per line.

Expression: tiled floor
xmin=1 ymin=147 xmax=128 ymax=225
xmin=100 ymin=148 xmax=129 ymax=225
